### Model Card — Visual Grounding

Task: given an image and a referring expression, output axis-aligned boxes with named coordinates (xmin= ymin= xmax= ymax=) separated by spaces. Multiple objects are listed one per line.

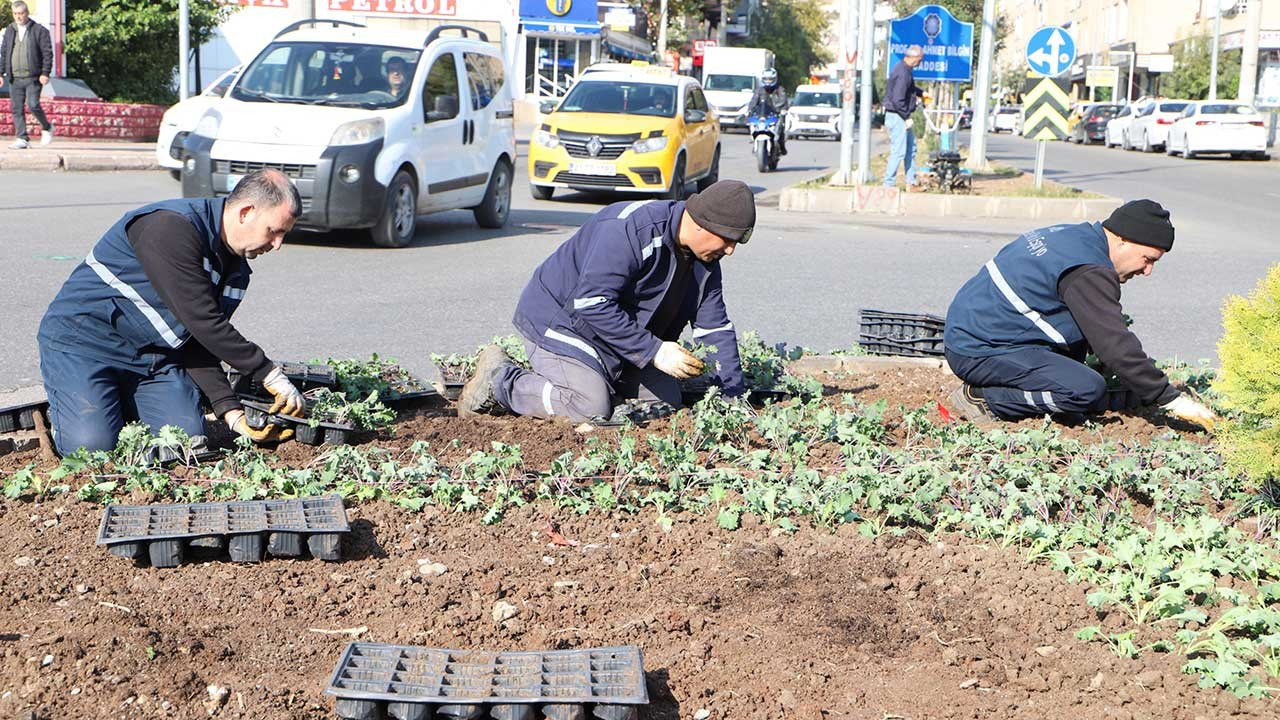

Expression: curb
xmin=0 ymin=151 xmax=159 ymax=172
xmin=779 ymin=184 xmax=1123 ymax=220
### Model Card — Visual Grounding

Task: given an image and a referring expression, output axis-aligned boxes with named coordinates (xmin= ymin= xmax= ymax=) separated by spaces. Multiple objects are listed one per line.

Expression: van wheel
xmin=370 ymin=171 xmax=417 ymax=248
xmin=168 ymin=169 xmax=181 ymax=181
xmin=474 ymin=161 xmax=512 ymax=229
xmin=697 ymin=147 xmax=720 ymax=191
xmin=661 ymin=155 xmax=686 ymax=200
xmin=531 ymin=184 xmax=554 ymax=200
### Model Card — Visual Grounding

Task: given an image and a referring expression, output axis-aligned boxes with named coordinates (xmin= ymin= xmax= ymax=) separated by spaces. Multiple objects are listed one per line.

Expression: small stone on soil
xmin=694 ymin=710 xmax=710 ymax=720
xmin=1033 ymin=645 xmax=1056 ymax=656
xmin=14 ymin=556 xmax=35 ymax=567
xmin=417 ymin=561 xmax=448 ymax=577
xmin=541 ymin=555 xmax=555 ymax=566
xmin=959 ymin=678 xmax=979 ymax=689
xmin=41 ymin=654 xmax=53 ymax=667
xmin=492 ymin=600 xmax=519 ymax=623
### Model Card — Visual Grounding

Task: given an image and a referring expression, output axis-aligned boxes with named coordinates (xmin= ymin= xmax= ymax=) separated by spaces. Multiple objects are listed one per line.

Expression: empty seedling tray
xmin=385 ymin=373 xmax=439 ymax=407
xmin=0 ymin=399 xmax=47 ymax=434
xmin=591 ymin=400 xmax=675 ymax=428
xmin=241 ymin=399 xmax=355 ymax=446
xmin=858 ymin=309 xmax=946 ymax=358
xmin=96 ymin=494 xmax=350 ymax=568
xmin=229 ymin=362 xmax=338 ymax=402
xmin=434 ymin=363 xmax=471 ymax=401
xmin=324 ymin=643 xmax=648 ymax=720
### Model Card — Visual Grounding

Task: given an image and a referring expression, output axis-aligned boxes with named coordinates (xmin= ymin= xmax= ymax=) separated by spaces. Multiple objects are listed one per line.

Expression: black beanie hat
xmin=686 ymin=180 xmax=756 ymax=243
xmin=1102 ymin=199 xmax=1175 ymax=251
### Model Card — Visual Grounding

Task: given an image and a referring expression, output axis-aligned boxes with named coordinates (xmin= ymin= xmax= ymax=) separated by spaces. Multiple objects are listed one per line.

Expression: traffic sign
xmin=887 ymin=4 xmax=974 ymax=82
xmin=1021 ymin=76 xmax=1071 ymax=141
xmin=1025 ymin=26 xmax=1076 ymax=78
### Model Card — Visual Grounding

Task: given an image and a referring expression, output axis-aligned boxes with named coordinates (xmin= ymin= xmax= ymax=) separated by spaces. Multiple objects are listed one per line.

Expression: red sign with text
xmin=326 ymin=0 xmax=458 ymax=14
xmin=236 ymin=0 xmax=289 ymax=7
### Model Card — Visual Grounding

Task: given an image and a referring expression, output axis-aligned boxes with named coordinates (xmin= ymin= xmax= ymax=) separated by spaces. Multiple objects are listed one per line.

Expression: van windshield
xmin=703 ymin=74 xmax=755 ymax=92
xmin=794 ymin=92 xmax=839 ymax=107
xmin=558 ymin=81 xmax=677 ymax=117
xmin=232 ymin=41 xmax=422 ymax=109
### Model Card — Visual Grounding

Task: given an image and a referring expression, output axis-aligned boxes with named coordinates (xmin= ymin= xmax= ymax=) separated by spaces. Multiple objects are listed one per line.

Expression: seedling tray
xmin=324 ymin=643 xmax=646 ymax=720
xmin=241 ymin=399 xmax=355 ymax=446
xmin=592 ymin=400 xmax=675 ymax=428
xmin=96 ymin=494 xmax=349 ymax=568
xmin=1102 ymin=387 xmax=1141 ymax=412
xmin=858 ymin=309 xmax=946 ymax=358
xmin=435 ymin=363 xmax=471 ymax=401
xmin=680 ymin=377 xmax=791 ymax=406
xmin=229 ymin=362 xmax=338 ymax=402
xmin=0 ymin=400 xmax=47 ymax=434
xmin=385 ymin=373 xmax=439 ymax=407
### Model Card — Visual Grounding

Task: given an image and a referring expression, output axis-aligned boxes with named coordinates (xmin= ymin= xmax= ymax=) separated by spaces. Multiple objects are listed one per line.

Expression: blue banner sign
xmin=887 ymin=4 xmax=975 ymax=82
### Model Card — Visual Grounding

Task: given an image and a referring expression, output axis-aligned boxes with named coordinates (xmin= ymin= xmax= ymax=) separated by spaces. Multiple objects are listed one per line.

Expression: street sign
xmin=1021 ymin=76 xmax=1071 ymax=141
xmin=1025 ymin=26 xmax=1076 ymax=78
xmin=1085 ymin=65 xmax=1119 ymax=88
xmin=887 ymin=4 xmax=974 ymax=82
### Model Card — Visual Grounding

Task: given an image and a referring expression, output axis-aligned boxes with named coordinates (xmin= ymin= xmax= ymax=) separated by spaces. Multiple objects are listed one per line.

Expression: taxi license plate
xmin=568 ymin=161 xmax=616 ymax=177
xmin=224 ymin=174 xmax=243 ymax=192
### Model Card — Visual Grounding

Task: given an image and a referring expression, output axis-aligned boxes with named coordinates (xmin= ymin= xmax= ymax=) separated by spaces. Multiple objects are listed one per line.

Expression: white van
xmin=181 ymin=20 xmax=515 ymax=248
xmin=700 ymin=46 xmax=774 ymax=130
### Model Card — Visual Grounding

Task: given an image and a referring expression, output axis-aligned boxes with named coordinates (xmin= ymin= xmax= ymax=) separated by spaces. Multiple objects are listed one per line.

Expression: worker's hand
xmin=653 ymin=342 xmax=705 ymax=379
xmin=225 ymin=409 xmax=294 ymax=443
xmin=1161 ymin=395 xmax=1218 ymax=432
xmin=262 ymin=366 xmax=305 ymax=417
xmin=38 ymin=74 xmax=49 ymax=86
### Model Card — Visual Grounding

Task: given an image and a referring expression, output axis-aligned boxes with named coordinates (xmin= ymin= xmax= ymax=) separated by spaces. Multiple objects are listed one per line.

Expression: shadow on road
xmin=283 ymin=207 xmax=598 ymax=250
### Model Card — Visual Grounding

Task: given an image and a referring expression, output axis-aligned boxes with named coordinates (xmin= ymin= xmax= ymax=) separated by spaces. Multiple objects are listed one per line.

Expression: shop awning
xmin=523 ymin=20 xmax=602 ymax=38
xmin=603 ymin=29 xmax=654 ymax=61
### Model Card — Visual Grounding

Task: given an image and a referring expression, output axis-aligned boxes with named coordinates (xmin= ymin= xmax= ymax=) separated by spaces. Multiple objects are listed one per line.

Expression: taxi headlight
xmin=534 ymin=129 xmax=560 ymax=148
xmin=631 ymin=136 xmax=668 ymax=154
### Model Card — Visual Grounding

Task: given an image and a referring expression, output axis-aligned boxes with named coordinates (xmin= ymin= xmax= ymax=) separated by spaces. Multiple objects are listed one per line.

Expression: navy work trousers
xmin=945 ymin=347 xmax=1106 ymax=420
xmin=39 ymin=346 xmax=206 ymax=455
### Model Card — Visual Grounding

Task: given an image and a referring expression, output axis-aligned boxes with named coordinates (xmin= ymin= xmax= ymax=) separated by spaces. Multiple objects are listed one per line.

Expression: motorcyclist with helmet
xmin=746 ymin=68 xmax=789 ymax=155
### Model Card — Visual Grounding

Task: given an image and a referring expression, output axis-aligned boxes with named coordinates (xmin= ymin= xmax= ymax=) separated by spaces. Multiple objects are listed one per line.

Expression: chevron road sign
xmin=1021 ymin=76 xmax=1071 ymax=141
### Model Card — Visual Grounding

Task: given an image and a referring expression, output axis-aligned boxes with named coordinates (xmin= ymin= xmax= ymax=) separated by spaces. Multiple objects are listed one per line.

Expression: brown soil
xmin=2 ymin=365 xmax=1257 ymax=720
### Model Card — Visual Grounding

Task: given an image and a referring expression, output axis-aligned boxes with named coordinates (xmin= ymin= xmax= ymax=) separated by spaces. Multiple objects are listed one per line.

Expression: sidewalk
xmin=0 ymin=139 xmax=159 ymax=172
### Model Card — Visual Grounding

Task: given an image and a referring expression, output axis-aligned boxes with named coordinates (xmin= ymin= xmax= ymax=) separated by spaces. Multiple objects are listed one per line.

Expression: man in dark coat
xmin=944 ymin=199 xmax=1217 ymax=431
xmin=458 ymin=180 xmax=757 ymax=423
xmin=0 ymin=1 xmax=54 ymax=149
xmin=882 ymin=45 xmax=925 ymax=188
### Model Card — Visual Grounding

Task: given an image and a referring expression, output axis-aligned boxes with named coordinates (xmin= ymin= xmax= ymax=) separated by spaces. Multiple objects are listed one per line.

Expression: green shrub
xmin=1215 ymin=263 xmax=1280 ymax=479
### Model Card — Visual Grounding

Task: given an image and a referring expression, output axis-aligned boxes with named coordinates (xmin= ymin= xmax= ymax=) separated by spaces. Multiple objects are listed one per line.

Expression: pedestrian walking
xmin=882 ymin=45 xmax=925 ymax=189
xmin=0 ymin=1 xmax=55 ymax=149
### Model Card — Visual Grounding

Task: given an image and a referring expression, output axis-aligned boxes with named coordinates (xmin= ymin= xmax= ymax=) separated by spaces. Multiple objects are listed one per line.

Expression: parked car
xmin=529 ymin=68 xmax=721 ymax=200
xmin=1104 ymin=102 xmax=1144 ymax=148
xmin=786 ymin=84 xmax=841 ymax=141
xmin=181 ymin=20 xmax=516 ymax=248
xmin=155 ymin=66 xmax=240 ymax=179
xmin=1166 ymin=101 xmax=1269 ymax=160
xmin=1070 ymin=103 xmax=1121 ymax=144
xmin=1125 ymin=99 xmax=1190 ymax=152
xmin=957 ymin=106 xmax=974 ymax=129
xmin=989 ymin=105 xmax=1022 ymax=133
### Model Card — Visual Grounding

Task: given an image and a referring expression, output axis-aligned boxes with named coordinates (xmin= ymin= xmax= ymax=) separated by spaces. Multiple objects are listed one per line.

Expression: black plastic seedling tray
xmin=96 ymin=494 xmax=349 ymax=568
xmin=859 ymin=309 xmax=947 ymax=358
xmin=241 ymin=399 xmax=355 ymax=446
xmin=324 ymin=643 xmax=647 ymax=720
xmin=0 ymin=399 xmax=47 ymax=434
xmin=592 ymin=400 xmax=675 ymax=428
xmin=1102 ymin=387 xmax=1141 ymax=412
xmin=228 ymin=362 xmax=338 ymax=402
xmin=435 ymin=363 xmax=471 ymax=401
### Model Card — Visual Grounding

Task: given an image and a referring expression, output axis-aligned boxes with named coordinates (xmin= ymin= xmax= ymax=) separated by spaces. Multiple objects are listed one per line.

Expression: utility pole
xmin=179 ymin=0 xmax=190 ymax=100
xmin=836 ymin=0 xmax=859 ymax=184
xmin=855 ymin=0 xmax=874 ymax=183
xmin=1240 ymin=0 xmax=1263 ymax=104
xmin=718 ymin=0 xmax=729 ymax=46
xmin=967 ymin=0 xmax=997 ymax=170
xmin=1209 ymin=0 xmax=1223 ymax=101
xmin=657 ymin=0 xmax=668 ymax=63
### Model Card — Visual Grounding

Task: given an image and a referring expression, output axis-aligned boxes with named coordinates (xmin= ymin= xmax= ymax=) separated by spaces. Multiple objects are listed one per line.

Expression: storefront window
xmin=525 ymin=35 xmax=598 ymax=98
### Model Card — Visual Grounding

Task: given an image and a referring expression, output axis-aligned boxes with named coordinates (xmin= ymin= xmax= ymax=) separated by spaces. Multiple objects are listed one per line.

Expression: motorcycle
xmin=748 ymin=112 xmax=781 ymax=172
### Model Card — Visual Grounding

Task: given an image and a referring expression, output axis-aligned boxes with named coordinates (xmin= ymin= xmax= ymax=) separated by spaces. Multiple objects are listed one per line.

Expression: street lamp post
xmin=1209 ymin=0 xmax=1225 ymax=101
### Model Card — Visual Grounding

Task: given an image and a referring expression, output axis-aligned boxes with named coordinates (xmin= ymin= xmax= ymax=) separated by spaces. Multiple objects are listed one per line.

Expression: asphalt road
xmin=0 ymin=127 xmax=1272 ymax=392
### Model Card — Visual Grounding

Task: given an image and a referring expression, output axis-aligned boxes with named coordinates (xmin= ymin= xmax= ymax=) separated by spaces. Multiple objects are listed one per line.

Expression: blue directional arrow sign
xmin=1026 ymin=26 xmax=1076 ymax=78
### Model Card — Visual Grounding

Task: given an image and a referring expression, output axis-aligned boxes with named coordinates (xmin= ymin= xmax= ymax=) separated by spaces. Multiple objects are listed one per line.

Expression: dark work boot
xmin=948 ymin=384 xmax=999 ymax=426
xmin=457 ymin=345 xmax=514 ymax=417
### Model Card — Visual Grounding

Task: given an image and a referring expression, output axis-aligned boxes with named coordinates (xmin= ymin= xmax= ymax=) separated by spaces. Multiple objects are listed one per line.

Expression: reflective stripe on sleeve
xmin=984 ymin=260 xmax=1068 ymax=346
xmin=617 ymin=199 xmax=652 ymax=219
xmin=640 ymin=236 xmax=664 ymax=261
xmin=544 ymin=328 xmax=604 ymax=366
xmin=692 ymin=322 xmax=734 ymax=338
xmin=85 ymin=249 xmax=183 ymax=348
xmin=573 ymin=296 xmax=608 ymax=310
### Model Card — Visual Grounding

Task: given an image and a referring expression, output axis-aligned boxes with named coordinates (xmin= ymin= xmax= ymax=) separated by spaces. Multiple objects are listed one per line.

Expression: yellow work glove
xmin=1161 ymin=395 xmax=1218 ymax=432
xmin=225 ymin=409 xmax=295 ymax=444
xmin=653 ymin=342 xmax=705 ymax=379
xmin=262 ymin=366 xmax=306 ymax=417
xmin=922 ymin=93 xmax=932 ymax=107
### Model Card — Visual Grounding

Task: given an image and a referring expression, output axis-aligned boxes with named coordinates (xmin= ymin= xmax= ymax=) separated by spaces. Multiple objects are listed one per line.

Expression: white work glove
xmin=224 ymin=409 xmax=294 ymax=443
xmin=262 ymin=366 xmax=306 ymax=417
xmin=653 ymin=342 xmax=705 ymax=379
xmin=1161 ymin=395 xmax=1218 ymax=432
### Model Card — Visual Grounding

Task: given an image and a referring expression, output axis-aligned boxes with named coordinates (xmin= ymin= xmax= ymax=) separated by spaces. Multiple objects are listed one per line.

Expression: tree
xmin=630 ymin=0 xmax=704 ymax=49
xmin=1164 ymin=35 xmax=1241 ymax=100
xmin=748 ymin=0 xmax=834 ymax=91
xmin=65 ymin=0 xmax=233 ymax=105
xmin=892 ymin=0 xmax=1009 ymax=81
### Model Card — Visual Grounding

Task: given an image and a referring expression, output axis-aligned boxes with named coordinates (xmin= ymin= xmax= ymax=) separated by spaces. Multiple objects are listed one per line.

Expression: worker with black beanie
xmin=942 ymin=199 xmax=1217 ymax=431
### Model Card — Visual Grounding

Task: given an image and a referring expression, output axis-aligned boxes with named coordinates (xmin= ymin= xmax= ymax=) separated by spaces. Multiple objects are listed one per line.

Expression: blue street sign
xmin=887 ymin=5 xmax=975 ymax=82
xmin=1025 ymin=26 xmax=1076 ymax=78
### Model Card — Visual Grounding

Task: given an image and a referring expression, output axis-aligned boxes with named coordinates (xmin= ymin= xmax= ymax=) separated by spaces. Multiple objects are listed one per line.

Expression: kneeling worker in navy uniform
xmin=458 ymin=180 xmax=755 ymax=422
xmin=37 ymin=169 xmax=307 ymax=454
xmin=944 ymin=199 xmax=1217 ymax=431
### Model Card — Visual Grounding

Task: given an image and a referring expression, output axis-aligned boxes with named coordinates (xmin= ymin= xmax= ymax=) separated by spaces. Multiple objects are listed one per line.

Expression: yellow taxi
xmin=528 ymin=70 xmax=721 ymax=200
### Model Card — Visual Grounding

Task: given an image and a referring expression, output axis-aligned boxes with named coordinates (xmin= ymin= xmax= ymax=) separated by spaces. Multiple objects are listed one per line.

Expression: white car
xmin=1166 ymin=101 xmax=1269 ymax=160
xmin=989 ymin=106 xmax=1022 ymax=133
xmin=1124 ymin=99 xmax=1190 ymax=152
xmin=181 ymin=20 xmax=516 ymax=248
xmin=1104 ymin=104 xmax=1138 ymax=147
xmin=155 ymin=66 xmax=240 ymax=178
xmin=786 ymin=84 xmax=841 ymax=140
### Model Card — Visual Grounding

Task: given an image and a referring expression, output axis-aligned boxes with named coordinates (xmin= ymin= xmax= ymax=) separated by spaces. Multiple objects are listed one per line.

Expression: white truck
xmin=700 ymin=46 xmax=774 ymax=131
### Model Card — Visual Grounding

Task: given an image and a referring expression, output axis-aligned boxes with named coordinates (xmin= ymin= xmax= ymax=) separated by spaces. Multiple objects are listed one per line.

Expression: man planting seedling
xmin=458 ymin=180 xmax=755 ymax=423
xmin=944 ymin=199 xmax=1218 ymax=431
xmin=37 ymin=169 xmax=307 ymax=454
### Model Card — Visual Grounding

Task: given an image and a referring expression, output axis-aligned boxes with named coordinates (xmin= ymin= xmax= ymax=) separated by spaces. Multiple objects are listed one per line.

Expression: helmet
xmin=760 ymin=68 xmax=778 ymax=90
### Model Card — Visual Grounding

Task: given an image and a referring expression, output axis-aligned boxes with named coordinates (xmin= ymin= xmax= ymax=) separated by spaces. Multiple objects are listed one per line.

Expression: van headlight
xmin=330 ymin=118 xmax=385 ymax=146
xmin=631 ymin=136 xmax=668 ymax=154
xmin=194 ymin=111 xmax=221 ymax=138
xmin=534 ymin=129 xmax=560 ymax=148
